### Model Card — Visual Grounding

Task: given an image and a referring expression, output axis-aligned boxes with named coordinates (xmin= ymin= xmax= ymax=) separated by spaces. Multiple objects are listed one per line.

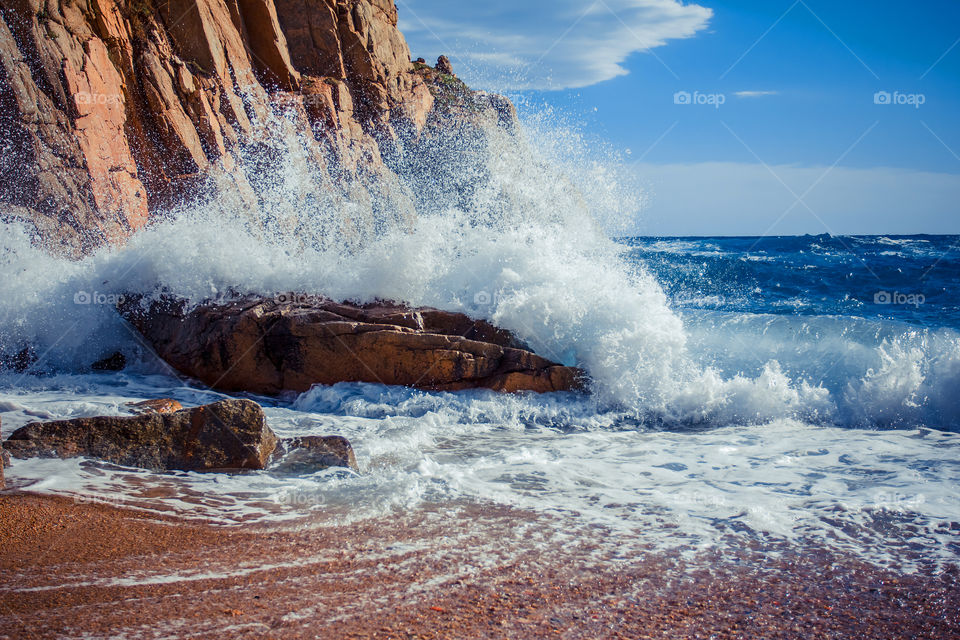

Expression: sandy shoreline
xmin=1 ymin=491 xmax=957 ymax=639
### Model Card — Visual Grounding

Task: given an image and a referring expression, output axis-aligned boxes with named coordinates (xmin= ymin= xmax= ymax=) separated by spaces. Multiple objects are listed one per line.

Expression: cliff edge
xmin=0 ymin=0 xmax=504 ymax=256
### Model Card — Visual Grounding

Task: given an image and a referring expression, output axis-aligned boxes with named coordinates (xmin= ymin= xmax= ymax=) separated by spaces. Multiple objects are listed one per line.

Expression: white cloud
xmin=734 ymin=90 xmax=779 ymax=98
xmin=632 ymin=162 xmax=960 ymax=236
xmin=397 ymin=0 xmax=712 ymax=90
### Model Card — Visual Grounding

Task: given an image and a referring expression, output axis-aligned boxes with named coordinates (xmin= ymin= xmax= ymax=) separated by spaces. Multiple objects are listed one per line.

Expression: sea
xmin=0 ymin=107 xmax=957 ymax=576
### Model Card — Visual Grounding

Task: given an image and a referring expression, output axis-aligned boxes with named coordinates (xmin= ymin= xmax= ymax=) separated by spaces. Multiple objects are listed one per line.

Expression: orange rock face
xmin=120 ymin=296 xmax=586 ymax=395
xmin=62 ymin=36 xmax=149 ymax=238
xmin=0 ymin=0 xmax=447 ymax=256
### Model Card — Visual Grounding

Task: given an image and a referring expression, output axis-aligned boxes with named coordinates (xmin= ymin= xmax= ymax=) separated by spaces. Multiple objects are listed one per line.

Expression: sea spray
xmin=0 ymin=97 xmax=691 ymax=409
xmin=1 ymin=98 xmax=959 ymax=429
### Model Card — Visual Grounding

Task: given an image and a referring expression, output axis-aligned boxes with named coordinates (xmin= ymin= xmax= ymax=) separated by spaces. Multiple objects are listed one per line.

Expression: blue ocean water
xmin=625 ymin=234 xmax=959 ymax=329
xmin=610 ymin=234 xmax=960 ymax=434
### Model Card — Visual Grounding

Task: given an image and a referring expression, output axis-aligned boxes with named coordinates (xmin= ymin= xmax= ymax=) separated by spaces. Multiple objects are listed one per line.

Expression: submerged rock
xmin=272 ymin=436 xmax=359 ymax=473
xmin=120 ymin=296 xmax=585 ymax=395
xmin=92 ymin=352 xmax=127 ymax=371
xmin=0 ymin=347 xmax=36 ymax=373
xmin=4 ymin=399 xmax=277 ymax=472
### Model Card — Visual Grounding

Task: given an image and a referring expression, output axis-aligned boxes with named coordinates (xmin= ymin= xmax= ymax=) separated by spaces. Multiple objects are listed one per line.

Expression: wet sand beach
xmin=1 ymin=492 xmax=956 ymax=639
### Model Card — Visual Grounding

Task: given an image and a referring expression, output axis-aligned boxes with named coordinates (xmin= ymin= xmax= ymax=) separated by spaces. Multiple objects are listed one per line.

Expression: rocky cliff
xmin=0 ymin=0 xmax=503 ymax=256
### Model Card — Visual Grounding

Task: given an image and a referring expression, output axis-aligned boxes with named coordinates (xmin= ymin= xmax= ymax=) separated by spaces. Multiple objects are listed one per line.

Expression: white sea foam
xmin=2 ymin=375 xmax=958 ymax=571
xmin=844 ymin=332 xmax=960 ymax=429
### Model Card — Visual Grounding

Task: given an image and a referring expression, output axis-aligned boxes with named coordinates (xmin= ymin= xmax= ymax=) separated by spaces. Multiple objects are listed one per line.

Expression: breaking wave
xmin=1 ymin=98 xmax=959 ymax=431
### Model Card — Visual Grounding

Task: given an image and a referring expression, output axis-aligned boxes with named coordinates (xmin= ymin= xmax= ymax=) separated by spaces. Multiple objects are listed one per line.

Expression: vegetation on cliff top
xmin=413 ymin=62 xmax=484 ymax=112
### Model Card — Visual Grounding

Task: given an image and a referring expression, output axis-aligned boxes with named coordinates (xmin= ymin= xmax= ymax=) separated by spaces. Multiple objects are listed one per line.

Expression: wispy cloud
xmin=734 ymin=90 xmax=780 ymax=99
xmin=398 ymin=0 xmax=712 ymax=91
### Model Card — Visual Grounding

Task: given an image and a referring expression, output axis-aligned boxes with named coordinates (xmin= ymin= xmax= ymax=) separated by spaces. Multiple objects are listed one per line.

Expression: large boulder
xmin=120 ymin=296 xmax=585 ymax=395
xmin=4 ymin=399 xmax=278 ymax=472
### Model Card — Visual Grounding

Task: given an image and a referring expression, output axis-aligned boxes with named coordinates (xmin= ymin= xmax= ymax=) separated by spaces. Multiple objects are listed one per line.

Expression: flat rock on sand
xmin=3 ymin=399 xmax=277 ymax=471
xmin=3 ymin=399 xmax=358 ymax=474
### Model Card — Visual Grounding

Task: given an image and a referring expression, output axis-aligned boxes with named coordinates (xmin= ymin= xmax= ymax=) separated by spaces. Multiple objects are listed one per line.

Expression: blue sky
xmin=398 ymin=0 xmax=960 ymax=236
